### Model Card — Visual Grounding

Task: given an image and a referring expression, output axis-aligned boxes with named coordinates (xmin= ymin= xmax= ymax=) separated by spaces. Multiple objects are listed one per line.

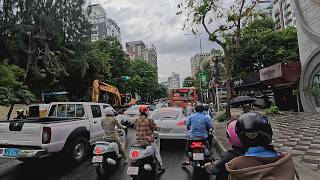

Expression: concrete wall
xmin=294 ymin=0 xmax=320 ymax=112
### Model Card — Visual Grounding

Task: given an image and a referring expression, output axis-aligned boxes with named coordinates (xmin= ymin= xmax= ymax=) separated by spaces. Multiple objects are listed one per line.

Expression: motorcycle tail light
xmin=95 ymin=147 xmax=103 ymax=155
xmin=191 ymin=142 xmax=203 ymax=148
xmin=130 ymin=150 xmax=140 ymax=159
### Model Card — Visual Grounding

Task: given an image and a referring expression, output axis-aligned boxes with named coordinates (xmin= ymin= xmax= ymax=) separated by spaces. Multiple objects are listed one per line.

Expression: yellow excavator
xmin=92 ymin=80 xmax=137 ymax=108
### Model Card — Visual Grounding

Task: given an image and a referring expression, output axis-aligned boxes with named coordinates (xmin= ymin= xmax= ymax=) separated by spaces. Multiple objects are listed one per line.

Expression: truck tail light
xmin=42 ymin=127 xmax=51 ymax=144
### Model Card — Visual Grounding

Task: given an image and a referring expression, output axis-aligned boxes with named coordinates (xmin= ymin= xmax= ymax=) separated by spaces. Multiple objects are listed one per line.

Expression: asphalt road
xmin=0 ymin=129 xmax=219 ymax=180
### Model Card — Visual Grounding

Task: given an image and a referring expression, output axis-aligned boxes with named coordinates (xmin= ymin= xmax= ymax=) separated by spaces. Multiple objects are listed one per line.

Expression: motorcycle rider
xmin=182 ymin=103 xmax=212 ymax=166
xmin=204 ymin=118 xmax=247 ymax=180
xmin=134 ymin=105 xmax=166 ymax=173
xmin=15 ymin=109 xmax=27 ymax=119
xmin=185 ymin=102 xmax=194 ymax=115
xmin=226 ymin=112 xmax=298 ymax=180
xmin=101 ymin=107 xmax=128 ymax=164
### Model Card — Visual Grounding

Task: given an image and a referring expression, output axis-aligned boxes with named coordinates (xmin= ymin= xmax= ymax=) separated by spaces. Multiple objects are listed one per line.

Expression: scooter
xmin=186 ymin=139 xmax=213 ymax=171
xmin=127 ymin=133 xmax=160 ymax=180
xmin=92 ymin=128 xmax=127 ymax=177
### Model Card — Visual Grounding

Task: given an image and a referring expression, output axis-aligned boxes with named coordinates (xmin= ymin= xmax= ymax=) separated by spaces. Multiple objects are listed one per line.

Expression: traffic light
xmin=121 ymin=76 xmax=131 ymax=81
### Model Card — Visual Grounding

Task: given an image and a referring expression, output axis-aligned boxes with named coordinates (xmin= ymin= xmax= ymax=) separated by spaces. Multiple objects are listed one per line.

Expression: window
xmin=103 ymin=105 xmax=110 ymax=110
xmin=66 ymin=104 xmax=76 ymax=117
xmin=57 ymin=104 xmax=66 ymax=117
xmin=91 ymin=105 xmax=102 ymax=118
xmin=76 ymin=104 xmax=85 ymax=117
xmin=48 ymin=105 xmax=57 ymax=117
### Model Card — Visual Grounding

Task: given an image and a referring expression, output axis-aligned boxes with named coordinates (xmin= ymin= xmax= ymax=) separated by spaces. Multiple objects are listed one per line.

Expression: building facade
xmin=126 ymin=41 xmax=158 ymax=68
xmin=272 ymin=0 xmax=296 ymax=29
xmin=168 ymin=72 xmax=180 ymax=88
xmin=190 ymin=53 xmax=211 ymax=78
xmin=294 ymin=0 xmax=320 ymax=112
xmin=88 ymin=4 xmax=121 ymax=42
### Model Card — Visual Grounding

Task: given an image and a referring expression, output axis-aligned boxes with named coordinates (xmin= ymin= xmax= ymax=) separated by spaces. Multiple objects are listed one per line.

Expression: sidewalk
xmin=213 ymin=109 xmax=320 ymax=179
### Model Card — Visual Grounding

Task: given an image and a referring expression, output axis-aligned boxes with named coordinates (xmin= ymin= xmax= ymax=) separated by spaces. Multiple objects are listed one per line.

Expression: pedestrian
xmin=185 ymin=102 xmax=194 ymax=115
xmin=204 ymin=118 xmax=247 ymax=180
xmin=226 ymin=112 xmax=299 ymax=180
xmin=101 ymin=107 xmax=128 ymax=164
xmin=135 ymin=105 xmax=166 ymax=173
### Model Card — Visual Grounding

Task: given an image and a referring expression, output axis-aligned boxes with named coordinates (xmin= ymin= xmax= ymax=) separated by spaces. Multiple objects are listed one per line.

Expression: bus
xmin=169 ymin=87 xmax=197 ymax=108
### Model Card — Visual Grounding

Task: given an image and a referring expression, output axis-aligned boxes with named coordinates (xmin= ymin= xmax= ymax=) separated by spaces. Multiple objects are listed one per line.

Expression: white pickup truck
xmin=0 ymin=102 xmax=112 ymax=163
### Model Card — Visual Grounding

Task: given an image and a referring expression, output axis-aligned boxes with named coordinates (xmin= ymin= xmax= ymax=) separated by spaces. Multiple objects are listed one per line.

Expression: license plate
xmin=161 ymin=128 xmax=171 ymax=133
xmin=3 ymin=148 xmax=19 ymax=157
xmin=127 ymin=166 xmax=139 ymax=175
xmin=92 ymin=156 xmax=103 ymax=163
xmin=193 ymin=153 xmax=204 ymax=160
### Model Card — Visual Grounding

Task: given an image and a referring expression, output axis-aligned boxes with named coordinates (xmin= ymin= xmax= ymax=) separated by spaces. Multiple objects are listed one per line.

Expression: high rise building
xmin=272 ymin=0 xmax=296 ymax=29
xmin=168 ymin=72 xmax=180 ymax=88
xmin=88 ymin=4 xmax=121 ymax=42
xmin=190 ymin=53 xmax=211 ymax=78
xmin=126 ymin=41 xmax=158 ymax=68
xmin=243 ymin=0 xmax=272 ymax=25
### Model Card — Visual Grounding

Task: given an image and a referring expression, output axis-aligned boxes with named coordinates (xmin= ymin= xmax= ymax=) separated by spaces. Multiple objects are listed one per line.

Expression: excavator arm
xmin=92 ymin=80 xmax=121 ymax=107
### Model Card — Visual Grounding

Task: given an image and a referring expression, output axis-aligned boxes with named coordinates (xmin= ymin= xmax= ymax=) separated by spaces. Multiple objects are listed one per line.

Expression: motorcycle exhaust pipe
xmin=143 ymin=164 xmax=152 ymax=171
xmin=107 ymin=158 xmax=117 ymax=165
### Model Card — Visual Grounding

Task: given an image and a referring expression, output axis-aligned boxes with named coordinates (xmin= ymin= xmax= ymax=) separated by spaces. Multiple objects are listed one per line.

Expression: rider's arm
xmin=186 ymin=116 xmax=191 ymax=130
xmin=206 ymin=117 xmax=212 ymax=130
xmin=149 ymin=119 xmax=160 ymax=131
xmin=114 ymin=117 xmax=126 ymax=129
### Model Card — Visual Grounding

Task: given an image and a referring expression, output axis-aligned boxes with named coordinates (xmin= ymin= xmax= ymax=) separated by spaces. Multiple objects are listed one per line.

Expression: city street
xmin=0 ymin=128 xmax=219 ymax=180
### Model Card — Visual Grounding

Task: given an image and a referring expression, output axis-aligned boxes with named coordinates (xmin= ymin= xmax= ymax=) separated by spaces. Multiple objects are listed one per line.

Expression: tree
xmin=127 ymin=59 xmax=159 ymax=102
xmin=183 ymin=76 xmax=196 ymax=87
xmin=179 ymin=0 xmax=258 ymax=117
xmin=0 ymin=61 xmax=35 ymax=119
xmin=234 ymin=18 xmax=299 ymax=79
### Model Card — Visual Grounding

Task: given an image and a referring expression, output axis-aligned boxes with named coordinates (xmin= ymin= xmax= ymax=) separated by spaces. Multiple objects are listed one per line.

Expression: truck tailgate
xmin=0 ymin=121 xmax=43 ymax=147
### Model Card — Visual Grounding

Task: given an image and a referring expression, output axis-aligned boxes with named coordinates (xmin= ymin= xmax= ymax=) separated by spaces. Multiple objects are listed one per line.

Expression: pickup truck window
xmin=66 ymin=104 xmax=76 ymax=117
xmin=57 ymin=104 xmax=66 ymax=117
xmin=48 ymin=105 xmax=57 ymax=117
xmin=76 ymin=104 xmax=85 ymax=117
xmin=91 ymin=105 xmax=102 ymax=118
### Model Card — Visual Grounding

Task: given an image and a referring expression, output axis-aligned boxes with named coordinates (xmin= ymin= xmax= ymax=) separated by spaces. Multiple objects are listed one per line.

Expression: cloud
xmin=96 ymin=0 xmax=215 ymax=82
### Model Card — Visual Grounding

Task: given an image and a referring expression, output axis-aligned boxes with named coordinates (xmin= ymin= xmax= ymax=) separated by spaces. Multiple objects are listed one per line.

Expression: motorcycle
xmin=92 ymin=128 xmax=127 ymax=177
xmin=127 ymin=133 xmax=160 ymax=180
xmin=186 ymin=139 xmax=213 ymax=171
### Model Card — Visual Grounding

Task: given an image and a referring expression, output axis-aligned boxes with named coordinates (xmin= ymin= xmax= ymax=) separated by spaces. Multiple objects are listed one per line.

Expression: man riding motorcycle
xmin=101 ymin=107 xmax=128 ymax=164
xmin=134 ymin=105 xmax=166 ymax=173
xmin=182 ymin=104 xmax=212 ymax=166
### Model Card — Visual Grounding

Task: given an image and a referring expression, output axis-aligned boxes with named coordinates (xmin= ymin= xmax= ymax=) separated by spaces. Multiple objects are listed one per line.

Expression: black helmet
xmin=236 ymin=112 xmax=273 ymax=147
xmin=203 ymin=104 xmax=209 ymax=111
xmin=195 ymin=104 xmax=204 ymax=112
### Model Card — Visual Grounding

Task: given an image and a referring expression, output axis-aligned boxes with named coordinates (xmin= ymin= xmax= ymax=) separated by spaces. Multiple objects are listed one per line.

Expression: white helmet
xmin=103 ymin=107 xmax=116 ymax=116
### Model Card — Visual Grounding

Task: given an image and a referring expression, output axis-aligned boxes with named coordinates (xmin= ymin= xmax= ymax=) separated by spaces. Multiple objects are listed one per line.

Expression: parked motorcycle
xmin=92 ymin=129 xmax=127 ymax=177
xmin=186 ymin=139 xmax=213 ymax=171
xmin=127 ymin=133 xmax=160 ymax=180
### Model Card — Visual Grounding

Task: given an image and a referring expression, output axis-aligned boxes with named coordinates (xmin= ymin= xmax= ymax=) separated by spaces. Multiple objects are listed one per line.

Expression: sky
xmin=91 ymin=0 xmax=214 ymax=83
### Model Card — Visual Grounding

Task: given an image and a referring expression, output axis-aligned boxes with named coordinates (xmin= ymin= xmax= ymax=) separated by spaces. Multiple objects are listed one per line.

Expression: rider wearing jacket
xmin=101 ymin=107 xmax=128 ymax=164
xmin=226 ymin=112 xmax=298 ymax=180
xmin=134 ymin=105 xmax=166 ymax=173
xmin=205 ymin=118 xmax=247 ymax=180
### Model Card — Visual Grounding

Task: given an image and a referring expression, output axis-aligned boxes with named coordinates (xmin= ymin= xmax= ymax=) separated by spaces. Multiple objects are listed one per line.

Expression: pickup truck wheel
xmin=69 ymin=137 xmax=89 ymax=163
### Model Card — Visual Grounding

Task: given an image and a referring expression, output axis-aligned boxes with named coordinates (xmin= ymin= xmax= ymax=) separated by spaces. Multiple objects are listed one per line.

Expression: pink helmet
xmin=226 ymin=118 xmax=244 ymax=148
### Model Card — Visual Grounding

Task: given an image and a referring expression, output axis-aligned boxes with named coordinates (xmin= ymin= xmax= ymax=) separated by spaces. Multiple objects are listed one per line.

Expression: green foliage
xmin=0 ymin=62 xmax=35 ymax=106
xmin=304 ymin=83 xmax=320 ymax=96
xmin=265 ymin=105 xmax=279 ymax=114
xmin=216 ymin=111 xmax=227 ymax=122
xmin=183 ymin=77 xmax=196 ymax=87
xmin=234 ymin=17 xmax=299 ymax=78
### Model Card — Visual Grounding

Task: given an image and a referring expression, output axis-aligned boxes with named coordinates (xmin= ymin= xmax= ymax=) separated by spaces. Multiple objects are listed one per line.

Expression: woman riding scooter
xmin=101 ymin=107 xmax=128 ymax=164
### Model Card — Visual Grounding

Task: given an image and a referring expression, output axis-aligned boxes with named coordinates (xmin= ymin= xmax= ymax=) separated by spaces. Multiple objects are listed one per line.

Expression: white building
xmin=168 ymin=72 xmax=180 ymax=88
xmin=88 ymin=4 xmax=121 ymax=42
xmin=294 ymin=0 xmax=320 ymax=112
xmin=243 ymin=0 xmax=272 ymax=25
xmin=190 ymin=53 xmax=211 ymax=78
xmin=272 ymin=0 xmax=296 ymax=29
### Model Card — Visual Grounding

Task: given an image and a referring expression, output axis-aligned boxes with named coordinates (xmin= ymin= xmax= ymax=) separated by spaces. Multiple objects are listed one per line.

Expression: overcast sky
xmin=92 ymin=0 xmax=214 ymax=82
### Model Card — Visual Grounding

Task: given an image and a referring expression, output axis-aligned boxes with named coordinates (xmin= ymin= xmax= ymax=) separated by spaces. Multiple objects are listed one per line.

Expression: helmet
xmin=17 ymin=109 xmax=24 ymax=113
xmin=226 ymin=118 xmax=244 ymax=148
xmin=139 ymin=105 xmax=149 ymax=115
xmin=236 ymin=112 xmax=273 ymax=147
xmin=103 ymin=107 xmax=116 ymax=116
xmin=187 ymin=102 xmax=192 ymax=106
xmin=194 ymin=104 xmax=203 ymax=112
xmin=203 ymin=104 xmax=209 ymax=111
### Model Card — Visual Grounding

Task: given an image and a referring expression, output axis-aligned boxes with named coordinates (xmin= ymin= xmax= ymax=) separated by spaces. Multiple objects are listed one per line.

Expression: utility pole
xmin=215 ymin=56 xmax=220 ymax=111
